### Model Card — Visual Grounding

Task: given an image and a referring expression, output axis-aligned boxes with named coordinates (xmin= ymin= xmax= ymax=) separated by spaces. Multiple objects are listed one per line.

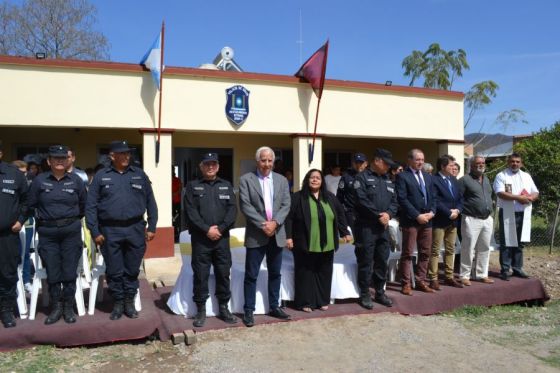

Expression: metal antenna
xmin=296 ymin=9 xmax=303 ymax=65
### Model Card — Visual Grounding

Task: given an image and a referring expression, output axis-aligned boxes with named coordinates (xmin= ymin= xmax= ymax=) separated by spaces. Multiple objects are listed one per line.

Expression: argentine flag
xmin=140 ymin=32 xmax=163 ymax=90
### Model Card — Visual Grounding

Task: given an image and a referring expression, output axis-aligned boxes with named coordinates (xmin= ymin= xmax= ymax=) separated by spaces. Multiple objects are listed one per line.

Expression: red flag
xmin=295 ymin=40 xmax=329 ymax=99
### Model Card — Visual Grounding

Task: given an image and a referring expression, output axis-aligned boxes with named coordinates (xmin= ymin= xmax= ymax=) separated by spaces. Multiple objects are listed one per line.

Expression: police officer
xmin=28 ymin=145 xmax=86 ymax=324
xmin=185 ymin=153 xmax=238 ymax=327
xmin=0 ymin=140 xmax=29 ymax=328
xmin=352 ymin=149 xmax=398 ymax=309
xmin=337 ymin=153 xmax=368 ymax=232
xmin=86 ymin=141 xmax=158 ymax=320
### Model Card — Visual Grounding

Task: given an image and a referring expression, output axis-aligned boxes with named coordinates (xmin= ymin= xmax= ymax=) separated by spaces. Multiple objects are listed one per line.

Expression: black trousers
xmin=354 ymin=225 xmax=390 ymax=296
xmin=37 ymin=220 xmax=82 ymax=300
xmin=499 ymin=209 xmax=525 ymax=274
xmin=100 ymin=221 xmax=146 ymax=301
xmin=191 ymin=235 xmax=232 ymax=305
xmin=293 ymin=248 xmax=334 ymax=309
xmin=0 ymin=230 xmax=20 ymax=301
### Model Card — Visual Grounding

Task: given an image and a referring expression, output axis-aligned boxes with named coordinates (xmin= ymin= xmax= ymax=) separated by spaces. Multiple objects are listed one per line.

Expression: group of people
xmin=0 ymin=140 xmax=158 ymax=328
xmin=186 ymin=145 xmax=539 ymax=328
xmin=0 ymin=138 xmax=539 ymax=331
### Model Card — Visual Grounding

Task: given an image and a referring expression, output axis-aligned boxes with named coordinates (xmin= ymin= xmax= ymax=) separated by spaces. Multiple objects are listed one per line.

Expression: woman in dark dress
xmin=285 ymin=169 xmax=352 ymax=312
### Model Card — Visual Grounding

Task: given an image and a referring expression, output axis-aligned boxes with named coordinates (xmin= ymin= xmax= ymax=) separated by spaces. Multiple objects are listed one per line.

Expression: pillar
xmin=291 ymin=134 xmax=323 ymax=192
xmin=140 ymin=128 xmax=175 ymax=258
xmin=437 ymin=140 xmax=465 ymax=177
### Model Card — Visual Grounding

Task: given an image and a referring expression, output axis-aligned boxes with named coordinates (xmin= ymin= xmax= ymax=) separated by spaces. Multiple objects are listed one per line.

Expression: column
xmin=291 ymin=134 xmax=323 ymax=192
xmin=141 ymin=128 xmax=175 ymax=258
xmin=437 ymin=140 xmax=465 ymax=177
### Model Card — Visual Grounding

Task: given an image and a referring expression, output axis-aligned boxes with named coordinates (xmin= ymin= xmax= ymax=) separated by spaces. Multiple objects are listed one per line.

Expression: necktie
xmin=417 ymin=170 xmax=427 ymax=205
xmin=263 ymin=176 xmax=273 ymax=221
xmin=446 ymin=178 xmax=454 ymax=197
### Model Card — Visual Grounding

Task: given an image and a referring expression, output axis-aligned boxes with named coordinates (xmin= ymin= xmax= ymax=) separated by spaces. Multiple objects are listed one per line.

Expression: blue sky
xmin=44 ymin=1 xmax=560 ymax=135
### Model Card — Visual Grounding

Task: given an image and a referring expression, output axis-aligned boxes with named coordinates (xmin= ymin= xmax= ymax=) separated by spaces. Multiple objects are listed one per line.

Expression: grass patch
xmin=0 ymin=345 xmax=69 ymax=373
xmin=445 ymin=300 xmax=560 ymax=368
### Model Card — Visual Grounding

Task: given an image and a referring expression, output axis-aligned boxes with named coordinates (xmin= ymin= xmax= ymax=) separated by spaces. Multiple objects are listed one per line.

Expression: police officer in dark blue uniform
xmin=86 ymin=141 xmax=158 ymax=320
xmin=28 ymin=145 xmax=86 ymax=325
xmin=352 ymin=149 xmax=398 ymax=309
xmin=0 ymin=140 xmax=29 ymax=328
xmin=185 ymin=153 xmax=238 ymax=327
xmin=337 ymin=153 xmax=368 ymax=232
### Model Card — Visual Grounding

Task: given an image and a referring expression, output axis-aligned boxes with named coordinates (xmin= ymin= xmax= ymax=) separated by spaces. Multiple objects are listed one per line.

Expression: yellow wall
xmin=0 ymin=63 xmax=463 ymax=143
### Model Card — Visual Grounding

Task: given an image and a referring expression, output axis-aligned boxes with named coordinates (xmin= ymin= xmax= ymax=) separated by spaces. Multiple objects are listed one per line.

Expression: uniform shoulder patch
xmin=338 ymin=180 xmax=345 ymax=189
xmin=353 ymin=180 xmax=361 ymax=189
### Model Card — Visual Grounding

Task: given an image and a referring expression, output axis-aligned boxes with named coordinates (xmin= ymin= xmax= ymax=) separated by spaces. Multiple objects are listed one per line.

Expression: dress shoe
xmin=415 ymin=281 xmax=435 ymax=293
xmin=218 ymin=304 xmax=238 ymax=324
xmin=45 ymin=301 xmax=63 ymax=325
xmin=513 ymin=271 xmax=530 ymax=279
xmin=62 ymin=300 xmax=76 ymax=324
xmin=401 ymin=285 xmax=413 ymax=296
xmin=269 ymin=307 xmax=291 ymax=320
xmin=429 ymin=280 xmax=441 ymax=291
xmin=359 ymin=294 xmax=374 ymax=310
xmin=110 ymin=300 xmax=124 ymax=320
xmin=460 ymin=278 xmax=471 ymax=286
xmin=193 ymin=309 xmax=206 ymax=328
xmin=479 ymin=277 xmax=494 ymax=284
xmin=374 ymin=293 xmax=393 ymax=307
xmin=124 ymin=298 xmax=139 ymax=319
xmin=500 ymin=273 xmax=510 ymax=281
xmin=242 ymin=310 xmax=255 ymax=327
xmin=0 ymin=301 xmax=16 ymax=328
xmin=444 ymin=278 xmax=464 ymax=288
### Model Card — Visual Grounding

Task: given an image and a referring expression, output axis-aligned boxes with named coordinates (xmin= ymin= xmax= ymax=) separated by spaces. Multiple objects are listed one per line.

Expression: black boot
xmin=110 ymin=300 xmax=124 ymax=320
xmin=63 ymin=299 xmax=77 ymax=324
xmin=124 ymin=297 xmax=138 ymax=319
xmin=218 ymin=303 xmax=238 ymax=324
xmin=0 ymin=299 xmax=16 ymax=328
xmin=45 ymin=300 xmax=63 ymax=325
xmin=193 ymin=304 xmax=206 ymax=327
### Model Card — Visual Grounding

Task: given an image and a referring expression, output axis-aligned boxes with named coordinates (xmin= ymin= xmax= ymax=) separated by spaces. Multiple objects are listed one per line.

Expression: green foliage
xmin=464 ymin=81 xmax=500 ymax=128
xmin=401 ymin=42 xmax=469 ymax=90
xmin=515 ymin=121 xmax=560 ymax=220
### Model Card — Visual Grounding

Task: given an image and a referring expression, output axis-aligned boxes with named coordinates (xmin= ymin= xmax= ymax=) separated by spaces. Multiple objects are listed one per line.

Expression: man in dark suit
xmin=239 ymin=146 xmax=291 ymax=327
xmin=427 ymin=155 xmax=464 ymax=290
xmin=396 ymin=148 xmax=437 ymax=295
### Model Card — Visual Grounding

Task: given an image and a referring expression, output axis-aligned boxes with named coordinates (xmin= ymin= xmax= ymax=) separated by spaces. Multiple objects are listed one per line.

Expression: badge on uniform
xmin=387 ymin=187 xmax=394 ymax=193
xmin=2 ymin=179 xmax=15 ymax=184
xmin=2 ymin=188 xmax=15 ymax=195
xmin=353 ymin=180 xmax=361 ymax=189
xmin=338 ymin=180 xmax=345 ymax=189
xmin=219 ymin=194 xmax=230 ymax=200
xmin=131 ymin=184 xmax=143 ymax=190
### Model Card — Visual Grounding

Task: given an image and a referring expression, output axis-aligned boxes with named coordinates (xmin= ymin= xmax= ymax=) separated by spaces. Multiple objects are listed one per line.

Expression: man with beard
xmin=457 ymin=156 xmax=495 ymax=286
xmin=493 ymin=153 xmax=539 ymax=280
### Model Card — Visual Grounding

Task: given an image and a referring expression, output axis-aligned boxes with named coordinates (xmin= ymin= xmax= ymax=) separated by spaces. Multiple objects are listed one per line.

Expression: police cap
xmin=110 ymin=140 xmax=133 ymax=153
xmin=201 ymin=152 xmax=219 ymax=163
xmin=48 ymin=145 xmax=69 ymax=158
xmin=353 ymin=153 xmax=367 ymax=163
xmin=374 ymin=148 xmax=397 ymax=167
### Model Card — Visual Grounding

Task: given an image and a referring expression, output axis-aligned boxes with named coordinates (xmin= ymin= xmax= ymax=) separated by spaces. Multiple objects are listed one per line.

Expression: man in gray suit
xmin=239 ymin=146 xmax=291 ymax=327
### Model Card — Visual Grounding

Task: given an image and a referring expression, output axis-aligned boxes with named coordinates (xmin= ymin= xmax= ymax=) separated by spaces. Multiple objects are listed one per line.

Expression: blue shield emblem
xmin=225 ymin=85 xmax=250 ymax=126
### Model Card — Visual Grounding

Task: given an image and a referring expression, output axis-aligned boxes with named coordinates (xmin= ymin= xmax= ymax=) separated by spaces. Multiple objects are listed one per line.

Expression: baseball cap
xmin=374 ymin=148 xmax=396 ymax=167
xmin=353 ymin=153 xmax=367 ymax=162
xmin=201 ymin=152 xmax=219 ymax=163
xmin=48 ymin=145 xmax=69 ymax=158
xmin=109 ymin=140 xmax=133 ymax=153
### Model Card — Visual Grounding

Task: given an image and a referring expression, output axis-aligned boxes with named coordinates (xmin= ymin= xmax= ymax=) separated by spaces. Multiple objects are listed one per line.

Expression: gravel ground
xmin=3 ymin=250 xmax=559 ymax=372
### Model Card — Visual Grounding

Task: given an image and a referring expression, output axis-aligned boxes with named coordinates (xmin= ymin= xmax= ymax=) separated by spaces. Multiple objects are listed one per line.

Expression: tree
xmin=401 ymin=43 xmax=469 ymax=90
xmin=464 ymin=80 xmax=500 ymax=129
xmin=515 ymin=121 xmax=560 ymax=221
xmin=0 ymin=0 xmax=109 ymax=60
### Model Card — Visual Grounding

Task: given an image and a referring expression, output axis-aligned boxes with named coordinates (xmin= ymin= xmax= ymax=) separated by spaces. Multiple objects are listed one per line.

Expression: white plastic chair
xmin=16 ymin=229 xmax=28 ymax=319
xmin=28 ymin=232 xmax=86 ymax=320
xmin=88 ymin=247 xmax=141 ymax=315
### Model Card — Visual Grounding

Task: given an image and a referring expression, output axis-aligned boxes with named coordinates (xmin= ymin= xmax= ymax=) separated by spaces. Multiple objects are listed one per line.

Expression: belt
xmin=100 ymin=216 xmax=143 ymax=227
xmin=465 ymin=214 xmax=490 ymax=220
xmin=38 ymin=217 xmax=80 ymax=227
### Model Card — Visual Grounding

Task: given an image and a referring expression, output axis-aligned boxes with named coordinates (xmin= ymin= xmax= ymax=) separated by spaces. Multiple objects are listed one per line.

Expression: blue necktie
xmin=416 ymin=171 xmax=427 ymax=205
xmin=446 ymin=178 xmax=454 ymax=198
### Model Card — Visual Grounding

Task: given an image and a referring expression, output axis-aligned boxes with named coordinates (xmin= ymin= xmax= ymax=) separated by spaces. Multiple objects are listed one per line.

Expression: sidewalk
xmin=143 ymin=244 xmax=183 ymax=287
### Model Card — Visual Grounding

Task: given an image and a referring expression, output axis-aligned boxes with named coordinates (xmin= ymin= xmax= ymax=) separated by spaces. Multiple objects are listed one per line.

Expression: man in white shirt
xmin=493 ymin=153 xmax=539 ymax=281
xmin=324 ymin=164 xmax=341 ymax=195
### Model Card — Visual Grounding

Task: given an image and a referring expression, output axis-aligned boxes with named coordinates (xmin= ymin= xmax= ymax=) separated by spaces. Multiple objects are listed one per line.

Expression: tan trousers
xmin=428 ymin=225 xmax=457 ymax=281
